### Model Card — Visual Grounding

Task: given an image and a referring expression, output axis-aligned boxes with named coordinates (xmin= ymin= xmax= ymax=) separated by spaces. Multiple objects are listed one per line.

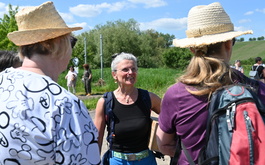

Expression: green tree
xmin=162 ymin=47 xmax=192 ymax=69
xmin=0 ymin=4 xmax=18 ymax=51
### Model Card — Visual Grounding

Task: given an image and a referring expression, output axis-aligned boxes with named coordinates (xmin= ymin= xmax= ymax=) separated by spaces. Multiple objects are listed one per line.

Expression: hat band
xmin=186 ymin=23 xmax=234 ymax=38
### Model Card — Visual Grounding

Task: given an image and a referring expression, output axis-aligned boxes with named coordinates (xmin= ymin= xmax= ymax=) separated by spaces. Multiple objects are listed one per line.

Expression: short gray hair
xmin=111 ymin=52 xmax=137 ymax=72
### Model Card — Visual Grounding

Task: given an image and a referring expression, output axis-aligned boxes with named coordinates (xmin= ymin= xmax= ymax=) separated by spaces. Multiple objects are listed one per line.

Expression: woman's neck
xmin=18 ymin=56 xmax=62 ymax=82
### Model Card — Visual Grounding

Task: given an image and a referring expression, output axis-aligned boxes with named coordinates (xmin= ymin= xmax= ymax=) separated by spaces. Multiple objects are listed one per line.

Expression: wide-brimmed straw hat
xmin=8 ymin=1 xmax=82 ymax=46
xmin=173 ymin=2 xmax=253 ymax=48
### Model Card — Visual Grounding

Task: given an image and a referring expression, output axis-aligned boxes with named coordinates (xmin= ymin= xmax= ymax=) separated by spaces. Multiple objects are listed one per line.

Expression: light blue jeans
xmin=110 ymin=150 xmax=157 ymax=165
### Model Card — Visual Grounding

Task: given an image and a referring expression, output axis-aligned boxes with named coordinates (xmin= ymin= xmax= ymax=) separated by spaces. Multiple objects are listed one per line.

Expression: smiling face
xmin=112 ymin=59 xmax=138 ymax=87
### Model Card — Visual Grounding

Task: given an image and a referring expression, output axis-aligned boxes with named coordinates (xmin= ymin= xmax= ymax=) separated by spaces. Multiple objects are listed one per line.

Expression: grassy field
xmin=231 ymin=40 xmax=265 ymax=62
xmin=58 ymin=67 xmax=182 ymax=110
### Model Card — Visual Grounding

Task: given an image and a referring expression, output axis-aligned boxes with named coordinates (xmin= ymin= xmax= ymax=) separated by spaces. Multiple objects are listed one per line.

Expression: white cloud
xmin=238 ymin=19 xmax=251 ymax=24
xmin=128 ymin=0 xmax=167 ymax=8
xmin=256 ymin=8 xmax=265 ymax=14
xmin=70 ymin=2 xmax=130 ymax=18
xmin=139 ymin=17 xmax=187 ymax=31
xmin=244 ymin=11 xmax=254 ymax=15
xmin=59 ymin=12 xmax=75 ymax=23
xmin=234 ymin=26 xmax=250 ymax=32
xmin=70 ymin=4 xmax=104 ymax=18
xmin=69 ymin=22 xmax=91 ymax=35
xmin=107 ymin=1 xmax=129 ymax=12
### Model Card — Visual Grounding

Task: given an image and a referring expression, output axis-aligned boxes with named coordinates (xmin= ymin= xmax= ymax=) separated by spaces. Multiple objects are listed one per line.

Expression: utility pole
xmin=84 ymin=37 xmax=87 ymax=64
xmin=100 ymin=34 xmax=103 ymax=80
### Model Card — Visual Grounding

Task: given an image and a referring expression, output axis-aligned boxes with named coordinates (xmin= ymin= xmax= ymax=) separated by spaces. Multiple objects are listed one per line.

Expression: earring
xmin=114 ymin=79 xmax=117 ymax=83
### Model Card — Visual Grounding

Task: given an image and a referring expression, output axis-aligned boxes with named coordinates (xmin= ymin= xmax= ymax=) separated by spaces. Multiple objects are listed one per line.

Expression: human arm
xmin=156 ymin=127 xmax=176 ymax=157
xmin=94 ymin=97 xmax=106 ymax=153
xmin=88 ymin=69 xmax=92 ymax=80
xmin=241 ymin=67 xmax=244 ymax=74
xmin=149 ymin=92 xmax=161 ymax=114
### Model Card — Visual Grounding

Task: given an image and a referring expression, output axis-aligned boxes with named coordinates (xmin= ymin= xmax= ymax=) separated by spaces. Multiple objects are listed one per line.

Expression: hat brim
xmin=8 ymin=27 xmax=82 ymax=46
xmin=173 ymin=30 xmax=253 ymax=48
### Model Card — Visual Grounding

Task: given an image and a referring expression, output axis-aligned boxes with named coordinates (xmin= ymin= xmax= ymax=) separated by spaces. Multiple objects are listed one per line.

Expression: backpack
xmin=199 ymin=84 xmax=265 ymax=165
xmin=103 ymin=88 xmax=164 ymax=159
xmin=171 ymin=84 xmax=265 ymax=165
xmin=249 ymin=65 xmax=260 ymax=80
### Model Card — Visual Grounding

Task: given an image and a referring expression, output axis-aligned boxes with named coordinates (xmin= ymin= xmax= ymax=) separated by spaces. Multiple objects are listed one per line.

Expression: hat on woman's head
xmin=173 ymin=2 xmax=253 ymax=48
xmin=7 ymin=1 xmax=82 ymax=46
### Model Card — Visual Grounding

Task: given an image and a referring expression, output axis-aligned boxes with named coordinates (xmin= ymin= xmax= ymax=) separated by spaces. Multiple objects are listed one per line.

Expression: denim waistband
xmin=112 ymin=150 xmax=149 ymax=161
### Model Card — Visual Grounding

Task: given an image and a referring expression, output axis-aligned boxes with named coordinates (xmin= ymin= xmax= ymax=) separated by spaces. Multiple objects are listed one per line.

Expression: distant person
xmin=231 ymin=60 xmax=244 ymax=74
xmin=155 ymin=2 xmax=262 ymax=165
xmin=65 ymin=66 xmax=78 ymax=93
xmin=94 ymin=52 xmax=161 ymax=165
xmin=0 ymin=50 xmax=22 ymax=72
xmin=82 ymin=63 xmax=92 ymax=96
xmin=251 ymin=57 xmax=265 ymax=83
xmin=1 ymin=1 xmax=100 ymax=164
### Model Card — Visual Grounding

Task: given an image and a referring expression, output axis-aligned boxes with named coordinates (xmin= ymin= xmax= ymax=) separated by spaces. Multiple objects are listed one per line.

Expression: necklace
xmin=117 ymin=88 xmax=135 ymax=104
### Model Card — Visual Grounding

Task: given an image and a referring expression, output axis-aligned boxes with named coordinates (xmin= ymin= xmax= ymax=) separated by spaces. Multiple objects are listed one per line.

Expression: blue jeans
xmin=110 ymin=150 xmax=157 ymax=165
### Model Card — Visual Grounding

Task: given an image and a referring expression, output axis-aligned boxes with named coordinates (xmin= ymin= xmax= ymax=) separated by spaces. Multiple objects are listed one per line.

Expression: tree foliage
xmin=162 ymin=47 xmax=192 ymax=69
xmin=0 ymin=4 xmax=18 ymax=51
xmin=73 ymin=19 xmax=175 ymax=68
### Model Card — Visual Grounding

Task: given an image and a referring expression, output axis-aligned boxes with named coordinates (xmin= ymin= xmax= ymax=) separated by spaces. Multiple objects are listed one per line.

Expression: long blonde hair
xmin=179 ymin=42 xmax=234 ymax=96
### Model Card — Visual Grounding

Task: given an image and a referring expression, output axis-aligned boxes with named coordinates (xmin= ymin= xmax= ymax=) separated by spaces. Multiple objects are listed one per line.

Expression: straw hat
xmin=173 ymin=2 xmax=253 ymax=48
xmin=8 ymin=1 xmax=82 ymax=46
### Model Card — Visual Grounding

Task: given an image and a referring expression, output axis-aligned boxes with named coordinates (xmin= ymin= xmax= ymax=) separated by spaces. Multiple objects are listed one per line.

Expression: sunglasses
xmin=70 ymin=36 xmax=77 ymax=48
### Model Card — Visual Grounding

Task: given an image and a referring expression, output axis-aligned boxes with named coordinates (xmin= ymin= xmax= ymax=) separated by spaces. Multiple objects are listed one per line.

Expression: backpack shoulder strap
xmin=255 ymin=65 xmax=260 ymax=71
xmin=103 ymin=92 xmax=115 ymax=149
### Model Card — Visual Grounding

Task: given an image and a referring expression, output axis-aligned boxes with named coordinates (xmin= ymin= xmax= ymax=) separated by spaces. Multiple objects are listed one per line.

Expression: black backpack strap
xmin=170 ymin=136 xmax=181 ymax=165
xmin=103 ymin=92 xmax=115 ymax=149
xmin=170 ymin=136 xmax=196 ymax=165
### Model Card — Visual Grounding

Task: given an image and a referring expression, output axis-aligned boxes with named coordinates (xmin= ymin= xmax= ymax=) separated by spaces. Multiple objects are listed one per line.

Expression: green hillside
xmin=231 ymin=40 xmax=265 ymax=62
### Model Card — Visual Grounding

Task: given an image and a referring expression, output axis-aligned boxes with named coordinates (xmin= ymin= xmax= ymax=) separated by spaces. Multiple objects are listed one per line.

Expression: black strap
xmin=103 ymin=92 xmax=115 ymax=149
xmin=170 ymin=137 xmax=181 ymax=165
xmin=181 ymin=141 xmax=196 ymax=165
xmin=170 ymin=136 xmax=196 ymax=165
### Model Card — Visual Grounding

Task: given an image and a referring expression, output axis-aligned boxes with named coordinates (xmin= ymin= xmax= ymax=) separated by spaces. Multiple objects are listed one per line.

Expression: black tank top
xmin=111 ymin=90 xmax=151 ymax=153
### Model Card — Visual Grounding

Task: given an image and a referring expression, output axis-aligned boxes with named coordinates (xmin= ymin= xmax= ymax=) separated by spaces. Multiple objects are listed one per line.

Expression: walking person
xmin=251 ymin=57 xmax=265 ymax=83
xmin=94 ymin=52 xmax=161 ymax=165
xmin=231 ymin=59 xmax=244 ymax=74
xmin=83 ymin=63 xmax=92 ymax=96
xmin=65 ymin=66 xmax=78 ymax=93
xmin=1 ymin=1 xmax=101 ymax=164
xmin=155 ymin=2 xmax=265 ymax=165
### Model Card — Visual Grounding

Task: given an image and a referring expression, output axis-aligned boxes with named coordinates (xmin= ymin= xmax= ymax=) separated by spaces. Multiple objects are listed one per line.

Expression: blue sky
xmin=0 ymin=0 xmax=264 ymax=41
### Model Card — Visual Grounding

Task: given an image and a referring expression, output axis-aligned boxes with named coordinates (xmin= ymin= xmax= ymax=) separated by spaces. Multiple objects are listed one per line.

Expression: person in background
xmin=0 ymin=50 xmax=22 ymax=72
xmin=231 ymin=59 xmax=244 ymax=74
xmin=0 ymin=1 xmax=100 ymax=164
xmin=65 ymin=66 xmax=78 ymax=93
xmin=82 ymin=63 xmax=92 ymax=96
xmin=156 ymin=2 xmax=264 ymax=165
xmin=94 ymin=52 xmax=161 ymax=165
xmin=251 ymin=57 xmax=265 ymax=83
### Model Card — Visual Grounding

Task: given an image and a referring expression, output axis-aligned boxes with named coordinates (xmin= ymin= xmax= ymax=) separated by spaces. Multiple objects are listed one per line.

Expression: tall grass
xmin=58 ymin=67 xmax=181 ymax=110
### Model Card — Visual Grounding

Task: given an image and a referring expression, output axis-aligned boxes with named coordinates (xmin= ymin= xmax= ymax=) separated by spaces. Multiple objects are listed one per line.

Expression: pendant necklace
xmin=125 ymin=89 xmax=135 ymax=104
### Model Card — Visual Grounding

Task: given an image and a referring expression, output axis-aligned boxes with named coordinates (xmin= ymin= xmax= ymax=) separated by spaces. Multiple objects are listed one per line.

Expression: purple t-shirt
xmin=159 ymin=73 xmax=265 ymax=165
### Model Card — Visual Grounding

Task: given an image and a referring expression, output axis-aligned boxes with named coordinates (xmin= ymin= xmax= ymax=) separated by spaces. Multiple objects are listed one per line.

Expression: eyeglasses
xmin=232 ymin=38 xmax=236 ymax=46
xmin=70 ymin=36 xmax=77 ymax=48
xmin=115 ymin=67 xmax=138 ymax=73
